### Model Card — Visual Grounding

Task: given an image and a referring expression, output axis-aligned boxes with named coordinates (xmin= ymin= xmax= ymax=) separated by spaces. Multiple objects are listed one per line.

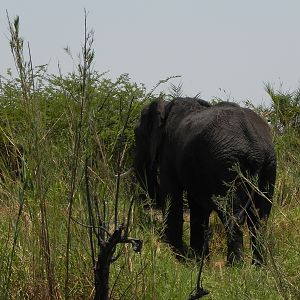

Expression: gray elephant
xmin=134 ymin=97 xmax=276 ymax=265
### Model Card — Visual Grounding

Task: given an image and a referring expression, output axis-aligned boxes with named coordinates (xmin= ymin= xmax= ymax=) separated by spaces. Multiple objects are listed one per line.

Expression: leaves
xmin=265 ymin=82 xmax=300 ymax=132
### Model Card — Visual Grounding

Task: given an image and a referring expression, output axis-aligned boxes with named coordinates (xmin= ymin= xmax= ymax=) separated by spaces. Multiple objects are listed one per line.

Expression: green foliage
xmin=265 ymin=83 xmax=300 ymax=133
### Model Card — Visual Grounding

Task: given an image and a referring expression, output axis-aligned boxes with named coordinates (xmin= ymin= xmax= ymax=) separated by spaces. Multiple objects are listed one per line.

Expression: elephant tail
xmin=235 ymin=188 xmax=255 ymax=224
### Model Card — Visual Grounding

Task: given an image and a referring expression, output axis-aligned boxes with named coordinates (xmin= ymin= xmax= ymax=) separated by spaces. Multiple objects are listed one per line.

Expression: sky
xmin=1 ymin=1 xmax=300 ymax=105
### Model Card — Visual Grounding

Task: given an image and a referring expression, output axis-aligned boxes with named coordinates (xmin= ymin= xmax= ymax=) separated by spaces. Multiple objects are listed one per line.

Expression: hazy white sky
xmin=1 ymin=1 xmax=300 ymax=105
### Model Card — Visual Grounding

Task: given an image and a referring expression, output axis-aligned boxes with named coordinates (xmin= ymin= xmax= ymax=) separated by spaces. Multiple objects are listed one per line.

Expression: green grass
xmin=1 ymin=173 xmax=299 ymax=299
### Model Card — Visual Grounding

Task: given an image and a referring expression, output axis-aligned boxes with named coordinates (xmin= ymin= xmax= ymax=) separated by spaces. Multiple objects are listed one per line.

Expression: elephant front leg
xmin=189 ymin=208 xmax=210 ymax=258
xmin=161 ymin=188 xmax=184 ymax=256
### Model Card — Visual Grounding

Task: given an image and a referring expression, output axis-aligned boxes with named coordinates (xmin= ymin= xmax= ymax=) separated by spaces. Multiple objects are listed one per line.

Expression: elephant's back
xmin=177 ymin=105 xmax=275 ymax=183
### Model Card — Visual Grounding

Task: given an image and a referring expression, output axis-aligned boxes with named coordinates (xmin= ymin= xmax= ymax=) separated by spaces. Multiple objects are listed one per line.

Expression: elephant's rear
xmin=209 ymin=105 xmax=276 ymax=264
xmin=210 ymin=105 xmax=276 ymax=178
xmin=181 ymin=104 xmax=276 ymax=206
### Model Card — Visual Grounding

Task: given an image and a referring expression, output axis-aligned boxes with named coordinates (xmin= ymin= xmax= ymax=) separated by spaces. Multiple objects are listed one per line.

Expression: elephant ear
xmin=147 ymin=100 xmax=170 ymax=168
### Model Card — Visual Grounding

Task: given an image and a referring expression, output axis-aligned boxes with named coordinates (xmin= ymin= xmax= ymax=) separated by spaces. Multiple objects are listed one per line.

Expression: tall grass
xmin=0 ymin=14 xmax=299 ymax=300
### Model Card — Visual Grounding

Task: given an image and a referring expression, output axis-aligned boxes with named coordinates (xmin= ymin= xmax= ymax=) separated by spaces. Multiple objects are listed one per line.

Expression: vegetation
xmin=0 ymin=15 xmax=299 ymax=299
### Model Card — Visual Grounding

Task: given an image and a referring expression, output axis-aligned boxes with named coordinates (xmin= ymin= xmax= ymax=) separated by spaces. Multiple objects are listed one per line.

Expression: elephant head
xmin=133 ymin=99 xmax=170 ymax=203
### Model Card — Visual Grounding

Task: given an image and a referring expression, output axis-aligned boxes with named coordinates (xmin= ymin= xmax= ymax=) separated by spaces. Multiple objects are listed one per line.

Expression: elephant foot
xmin=226 ymin=258 xmax=244 ymax=267
xmin=187 ymin=247 xmax=210 ymax=263
xmin=251 ymin=253 xmax=265 ymax=266
xmin=226 ymin=255 xmax=244 ymax=266
xmin=163 ymin=238 xmax=189 ymax=261
xmin=251 ymin=245 xmax=266 ymax=266
xmin=172 ymin=243 xmax=188 ymax=259
xmin=227 ymin=233 xmax=244 ymax=266
xmin=226 ymin=247 xmax=244 ymax=266
xmin=175 ymin=246 xmax=207 ymax=263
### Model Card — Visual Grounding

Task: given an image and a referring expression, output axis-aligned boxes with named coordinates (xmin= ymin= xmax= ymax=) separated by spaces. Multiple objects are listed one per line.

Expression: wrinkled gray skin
xmin=134 ymin=97 xmax=276 ymax=265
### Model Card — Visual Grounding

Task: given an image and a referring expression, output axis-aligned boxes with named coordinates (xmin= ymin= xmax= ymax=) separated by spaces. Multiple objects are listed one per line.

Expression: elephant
xmin=133 ymin=97 xmax=276 ymax=265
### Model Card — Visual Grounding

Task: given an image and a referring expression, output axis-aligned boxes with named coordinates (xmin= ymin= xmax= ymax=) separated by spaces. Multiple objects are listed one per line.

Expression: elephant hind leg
xmin=247 ymin=164 xmax=275 ymax=265
xmin=216 ymin=209 xmax=245 ymax=265
xmin=216 ymin=183 xmax=248 ymax=265
xmin=246 ymin=198 xmax=271 ymax=265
